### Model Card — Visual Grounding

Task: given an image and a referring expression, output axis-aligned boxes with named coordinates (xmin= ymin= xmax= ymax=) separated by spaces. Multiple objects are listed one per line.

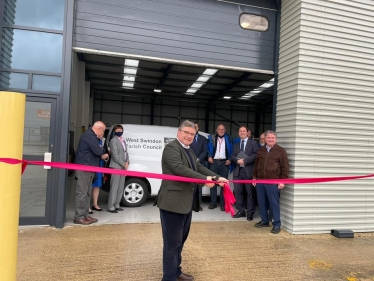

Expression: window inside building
xmin=240 ymin=14 xmax=269 ymax=31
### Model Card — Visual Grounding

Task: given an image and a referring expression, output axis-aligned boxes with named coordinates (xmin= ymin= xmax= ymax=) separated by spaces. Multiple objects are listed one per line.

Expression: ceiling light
xmin=123 ymin=76 xmax=135 ymax=82
xmin=223 ymin=96 xmax=231 ymax=99
xmin=260 ymin=82 xmax=274 ymax=88
xmin=125 ymin=59 xmax=139 ymax=67
xmin=250 ymin=89 xmax=262 ymax=94
xmin=122 ymin=82 xmax=134 ymax=88
xmin=196 ymin=76 xmax=211 ymax=82
xmin=185 ymin=93 xmax=195 ymax=95
xmin=203 ymin=68 xmax=218 ymax=75
xmin=186 ymin=89 xmax=197 ymax=93
xmin=123 ymin=68 xmax=137 ymax=75
xmin=270 ymin=78 xmax=274 ymax=82
xmin=154 ymin=89 xmax=162 ymax=93
xmin=191 ymin=83 xmax=204 ymax=88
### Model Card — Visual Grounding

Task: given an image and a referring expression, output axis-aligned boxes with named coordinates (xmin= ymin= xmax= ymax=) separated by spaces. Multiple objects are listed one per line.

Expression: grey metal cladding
xmin=74 ymin=0 xmax=277 ymax=71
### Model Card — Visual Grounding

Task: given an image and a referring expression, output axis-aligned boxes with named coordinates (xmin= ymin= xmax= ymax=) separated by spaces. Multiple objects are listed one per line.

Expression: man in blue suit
xmin=190 ymin=121 xmax=208 ymax=210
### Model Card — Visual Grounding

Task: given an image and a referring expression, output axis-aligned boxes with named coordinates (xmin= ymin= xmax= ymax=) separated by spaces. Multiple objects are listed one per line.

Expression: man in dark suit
xmin=155 ymin=120 xmax=227 ymax=281
xmin=190 ymin=121 xmax=208 ymax=210
xmin=230 ymin=126 xmax=258 ymax=221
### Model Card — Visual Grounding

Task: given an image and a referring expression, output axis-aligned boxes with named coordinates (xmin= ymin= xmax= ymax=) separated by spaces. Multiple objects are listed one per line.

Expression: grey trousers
xmin=75 ymin=170 xmax=95 ymax=220
xmin=108 ymin=174 xmax=126 ymax=211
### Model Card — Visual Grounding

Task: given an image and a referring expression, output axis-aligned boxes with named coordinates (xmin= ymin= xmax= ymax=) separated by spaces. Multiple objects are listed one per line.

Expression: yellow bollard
xmin=0 ymin=91 xmax=26 ymax=281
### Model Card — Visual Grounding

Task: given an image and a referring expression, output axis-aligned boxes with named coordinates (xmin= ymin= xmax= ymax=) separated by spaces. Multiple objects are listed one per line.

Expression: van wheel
xmin=121 ymin=178 xmax=148 ymax=207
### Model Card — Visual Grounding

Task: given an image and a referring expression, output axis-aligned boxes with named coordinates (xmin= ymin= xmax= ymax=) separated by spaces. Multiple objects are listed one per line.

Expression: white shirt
xmin=214 ymin=137 xmax=226 ymax=159
xmin=240 ymin=137 xmax=248 ymax=150
xmin=178 ymin=139 xmax=189 ymax=149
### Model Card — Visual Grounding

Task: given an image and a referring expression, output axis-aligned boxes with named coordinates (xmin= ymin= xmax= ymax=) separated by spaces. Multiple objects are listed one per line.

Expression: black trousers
xmin=233 ymin=168 xmax=255 ymax=215
xmin=160 ymin=208 xmax=192 ymax=281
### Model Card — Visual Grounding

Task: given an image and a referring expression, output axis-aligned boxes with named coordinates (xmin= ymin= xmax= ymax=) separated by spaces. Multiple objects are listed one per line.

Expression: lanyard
xmin=218 ymin=137 xmax=224 ymax=153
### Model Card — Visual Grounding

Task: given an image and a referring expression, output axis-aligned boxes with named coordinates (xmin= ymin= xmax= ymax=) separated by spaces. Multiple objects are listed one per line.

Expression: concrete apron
xmin=18 ymin=222 xmax=374 ymax=281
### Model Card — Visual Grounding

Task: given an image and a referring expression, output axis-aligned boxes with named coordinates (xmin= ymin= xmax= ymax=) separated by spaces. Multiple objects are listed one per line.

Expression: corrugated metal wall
xmin=74 ymin=0 xmax=277 ymax=71
xmin=278 ymin=0 xmax=374 ymax=234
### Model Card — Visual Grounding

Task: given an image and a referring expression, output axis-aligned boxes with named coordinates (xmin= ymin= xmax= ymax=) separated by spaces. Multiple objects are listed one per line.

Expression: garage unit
xmin=1 ymin=0 xmax=373 ymax=234
xmin=67 ymin=0 xmax=279 ymax=222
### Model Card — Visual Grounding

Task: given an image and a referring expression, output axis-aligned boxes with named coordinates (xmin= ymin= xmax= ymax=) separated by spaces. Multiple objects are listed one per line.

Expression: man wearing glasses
xmin=207 ymin=124 xmax=233 ymax=211
xmin=155 ymin=120 xmax=227 ymax=281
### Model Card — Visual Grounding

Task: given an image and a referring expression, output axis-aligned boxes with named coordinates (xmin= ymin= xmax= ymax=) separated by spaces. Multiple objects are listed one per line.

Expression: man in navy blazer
xmin=230 ymin=126 xmax=258 ymax=220
xmin=190 ymin=121 xmax=208 ymax=210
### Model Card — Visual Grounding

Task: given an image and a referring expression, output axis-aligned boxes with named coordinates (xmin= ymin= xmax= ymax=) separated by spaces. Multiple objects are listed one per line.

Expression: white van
xmin=102 ymin=124 xmax=211 ymax=207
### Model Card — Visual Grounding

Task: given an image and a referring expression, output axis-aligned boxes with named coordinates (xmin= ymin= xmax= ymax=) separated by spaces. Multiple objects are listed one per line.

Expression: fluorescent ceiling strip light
xmin=203 ymin=68 xmax=218 ymax=75
xmin=196 ymin=76 xmax=211 ymax=82
xmin=191 ymin=82 xmax=204 ymax=88
xmin=123 ymin=68 xmax=137 ymax=75
xmin=250 ymin=89 xmax=262 ymax=94
xmin=125 ymin=59 xmax=139 ymax=67
xmin=186 ymin=88 xmax=197 ymax=93
xmin=184 ymin=93 xmax=195 ymax=95
xmin=122 ymin=82 xmax=134 ymax=88
xmin=223 ymin=96 xmax=231 ymax=99
xmin=260 ymin=82 xmax=273 ymax=88
xmin=123 ymin=76 xmax=135 ymax=82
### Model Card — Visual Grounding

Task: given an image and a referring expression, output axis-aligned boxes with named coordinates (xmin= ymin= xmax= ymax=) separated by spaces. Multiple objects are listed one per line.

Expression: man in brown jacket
xmin=252 ymin=130 xmax=289 ymax=234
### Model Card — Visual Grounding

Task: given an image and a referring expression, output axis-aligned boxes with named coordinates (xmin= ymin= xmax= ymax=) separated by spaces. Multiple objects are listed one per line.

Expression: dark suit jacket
xmin=190 ymin=133 xmax=208 ymax=164
xmin=156 ymin=139 xmax=219 ymax=214
xmin=230 ymin=139 xmax=258 ymax=178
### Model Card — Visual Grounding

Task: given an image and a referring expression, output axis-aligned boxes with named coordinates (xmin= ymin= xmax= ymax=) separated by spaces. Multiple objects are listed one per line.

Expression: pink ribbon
xmin=2 ymin=157 xmax=374 ymax=216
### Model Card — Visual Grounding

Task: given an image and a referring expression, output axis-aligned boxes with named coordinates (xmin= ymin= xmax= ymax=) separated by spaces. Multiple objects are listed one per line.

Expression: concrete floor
xmin=66 ymin=177 xmax=252 ymax=225
xmin=18 ymin=222 xmax=374 ymax=281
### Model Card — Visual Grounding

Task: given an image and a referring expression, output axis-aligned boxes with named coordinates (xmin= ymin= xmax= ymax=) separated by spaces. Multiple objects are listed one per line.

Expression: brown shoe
xmin=85 ymin=216 xmax=98 ymax=223
xmin=73 ymin=218 xmax=92 ymax=225
xmin=178 ymin=273 xmax=194 ymax=280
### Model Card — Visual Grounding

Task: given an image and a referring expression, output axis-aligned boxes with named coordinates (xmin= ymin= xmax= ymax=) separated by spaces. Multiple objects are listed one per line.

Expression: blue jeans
xmin=256 ymin=183 xmax=281 ymax=227
xmin=209 ymin=160 xmax=229 ymax=206
xmin=160 ymin=209 xmax=192 ymax=281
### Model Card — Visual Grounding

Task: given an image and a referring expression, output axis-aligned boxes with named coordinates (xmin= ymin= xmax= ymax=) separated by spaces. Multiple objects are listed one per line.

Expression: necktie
xmin=240 ymin=140 xmax=245 ymax=152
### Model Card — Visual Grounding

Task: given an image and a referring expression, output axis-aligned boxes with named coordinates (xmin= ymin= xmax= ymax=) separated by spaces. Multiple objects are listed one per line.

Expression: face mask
xmin=115 ymin=132 xmax=123 ymax=137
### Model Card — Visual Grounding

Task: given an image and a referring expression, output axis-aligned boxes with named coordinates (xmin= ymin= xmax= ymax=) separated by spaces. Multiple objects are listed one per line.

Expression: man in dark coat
xmin=155 ymin=120 xmax=227 ymax=281
xmin=190 ymin=121 xmax=208 ymax=210
xmin=230 ymin=126 xmax=258 ymax=221
xmin=74 ymin=121 xmax=108 ymax=225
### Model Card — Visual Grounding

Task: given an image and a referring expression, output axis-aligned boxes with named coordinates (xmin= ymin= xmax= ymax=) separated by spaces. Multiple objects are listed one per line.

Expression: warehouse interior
xmin=66 ymin=51 xmax=275 ymax=223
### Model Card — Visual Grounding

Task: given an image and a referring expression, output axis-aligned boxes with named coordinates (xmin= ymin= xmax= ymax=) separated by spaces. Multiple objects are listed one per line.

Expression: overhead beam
xmin=157 ymin=64 xmax=173 ymax=89
xmin=209 ymin=73 xmax=252 ymax=103
xmin=84 ymin=60 xmax=256 ymax=81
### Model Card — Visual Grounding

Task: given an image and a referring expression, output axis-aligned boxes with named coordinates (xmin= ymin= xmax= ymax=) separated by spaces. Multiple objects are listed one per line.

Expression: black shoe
xmin=254 ymin=221 xmax=270 ymax=228
xmin=199 ymin=207 xmax=203 ymax=211
xmin=220 ymin=205 xmax=225 ymax=211
xmin=271 ymin=226 xmax=281 ymax=234
xmin=247 ymin=215 xmax=253 ymax=221
xmin=232 ymin=211 xmax=246 ymax=218
xmin=89 ymin=211 xmax=94 ymax=215
xmin=92 ymin=205 xmax=103 ymax=211
xmin=208 ymin=204 xmax=217 ymax=209
xmin=108 ymin=210 xmax=118 ymax=213
xmin=115 ymin=208 xmax=124 ymax=211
